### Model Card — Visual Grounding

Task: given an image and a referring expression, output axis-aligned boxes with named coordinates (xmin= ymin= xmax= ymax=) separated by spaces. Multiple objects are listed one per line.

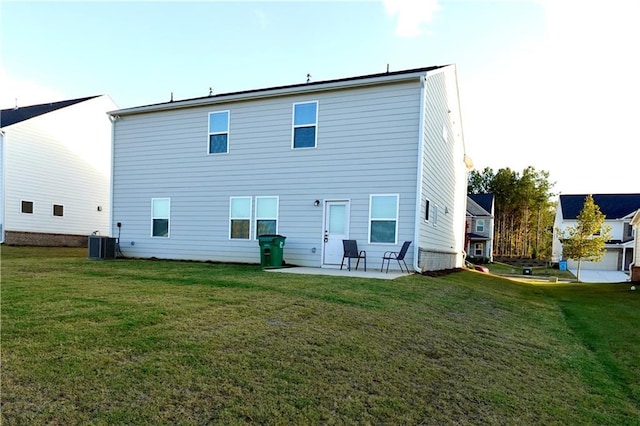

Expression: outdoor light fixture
xmin=314 ymin=200 xmax=320 ymax=206
xmin=97 ymin=206 xmax=102 ymax=211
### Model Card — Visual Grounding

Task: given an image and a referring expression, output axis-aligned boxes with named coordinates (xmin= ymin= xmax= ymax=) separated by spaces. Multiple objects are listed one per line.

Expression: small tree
xmin=558 ymin=195 xmax=611 ymax=282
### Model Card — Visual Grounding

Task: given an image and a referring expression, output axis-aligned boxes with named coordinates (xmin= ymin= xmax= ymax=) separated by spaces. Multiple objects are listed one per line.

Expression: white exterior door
xmin=323 ymin=201 xmax=350 ymax=266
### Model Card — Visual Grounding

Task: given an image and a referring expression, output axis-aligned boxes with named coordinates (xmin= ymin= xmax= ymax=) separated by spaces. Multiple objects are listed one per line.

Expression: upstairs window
xmin=625 ymin=222 xmax=633 ymax=238
xmin=292 ymin=101 xmax=318 ymax=149
xmin=476 ymin=219 xmax=485 ymax=232
xmin=53 ymin=204 xmax=64 ymax=217
xmin=369 ymin=194 xmax=399 ymax=244
xmin=208 ymin=111 xmax=229 ymax=154
xmin=152 ymin=198 xmax=170 ymax=237
xmin=21 ymin=200 xmax=33 ymax=214
xmin=255 ymin=196 xmax=278 ymax=238
xmin=230 ymin=197 xmax=252 ymax=240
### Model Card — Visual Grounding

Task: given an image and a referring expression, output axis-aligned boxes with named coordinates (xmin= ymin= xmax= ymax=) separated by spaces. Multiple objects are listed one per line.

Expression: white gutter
xmin=413 ymin=74 xmax=428 ymax=273
xmin=108 ymin=70 xmax=431 ymax=117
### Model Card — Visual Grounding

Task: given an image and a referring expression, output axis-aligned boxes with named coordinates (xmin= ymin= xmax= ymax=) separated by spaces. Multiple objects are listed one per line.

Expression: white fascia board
xmin=108 ymin=71 xmax=429 ymax=117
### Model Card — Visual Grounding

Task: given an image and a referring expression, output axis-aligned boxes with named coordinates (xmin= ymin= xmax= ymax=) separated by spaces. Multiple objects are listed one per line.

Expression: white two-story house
xmin=0 ymin=95 xmax=117 ymax=246
xmin=108 ymin=65 xmax=471 ymax=271
xmin=553 ymin=193 xmax=640 ymax=271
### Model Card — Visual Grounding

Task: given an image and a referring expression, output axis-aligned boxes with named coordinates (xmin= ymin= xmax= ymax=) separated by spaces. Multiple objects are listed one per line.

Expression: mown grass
xmin=1 ymin=246 xmax=639 ymax=424
xmin=487 ymin=261 xmax=575 ymax=279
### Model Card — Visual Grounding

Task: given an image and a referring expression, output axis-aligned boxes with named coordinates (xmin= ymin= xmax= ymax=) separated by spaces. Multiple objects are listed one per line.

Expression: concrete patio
xmin=265 ymin=266 xmax=410 ymax=280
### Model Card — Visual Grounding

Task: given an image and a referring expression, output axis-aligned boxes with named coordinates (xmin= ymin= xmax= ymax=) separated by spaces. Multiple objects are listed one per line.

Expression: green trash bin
xmin=258 ymin=234 xmax=286 ymax=268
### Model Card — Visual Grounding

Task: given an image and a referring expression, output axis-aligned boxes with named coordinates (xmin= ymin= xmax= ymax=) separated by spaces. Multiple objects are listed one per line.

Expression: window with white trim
xmin=208 ymin=111 xmax=229 ymax=154
xmin=474 ymin=242 xmax=484 ymax=256
xmin=21 ymin=200 xmax=33 ymax=214
xmin=424 ymin=199 xmax=430 ymax=221
xmin=476 ymin=219 xmax=485 ymax=232
xmin=255 ymin=196 xmax=278 ymax=238
xmin=152 ymin=198 xmax=170 ymax=237
xmin=369 ymin=194 xmax=399 ymax=244
xmin=292 ymin=101 xmax=318 ymax=149
xmin=53 ymin=204 xmax=64 ymax=217
xmin=230 ymin=197 xmax=251 ymax=240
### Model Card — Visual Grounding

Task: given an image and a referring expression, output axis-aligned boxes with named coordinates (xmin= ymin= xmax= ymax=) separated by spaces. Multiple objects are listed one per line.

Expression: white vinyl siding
xmin=418 ymin=68 xmax=466 ymax=261
xmin=1 ymin=95 xmax=115 ymax=237
xmin=111 ymin=77 xmax=425 ymax=265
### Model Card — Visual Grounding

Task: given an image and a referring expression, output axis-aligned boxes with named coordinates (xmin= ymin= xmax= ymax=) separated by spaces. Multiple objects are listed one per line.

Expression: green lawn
xmin=486 ymin=261 xmax=576 ymax=279
xmin=2 ymin=246 xmax=639 ymax=424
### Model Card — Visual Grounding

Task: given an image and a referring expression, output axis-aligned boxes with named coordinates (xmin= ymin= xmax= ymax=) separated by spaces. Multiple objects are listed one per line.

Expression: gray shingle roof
xmin=0 ymin=96 xmax=99 ymax=128
xmin=112 ymin=65 xmax=448 ymax=114
xmin=559 ymin=194 xmax=640 ymax=219
xmin=467 ymin=193 xmax=494 ymax=216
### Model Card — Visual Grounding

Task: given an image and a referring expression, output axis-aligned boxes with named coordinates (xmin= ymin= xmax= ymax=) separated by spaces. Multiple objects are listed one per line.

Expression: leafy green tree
xmin=558 ymin=195 xmax=611 ymax=282
xmin=468 ymin=166 xmax=555 ymax=259
xmin=467 ymin=167 xmax=495 ymax=194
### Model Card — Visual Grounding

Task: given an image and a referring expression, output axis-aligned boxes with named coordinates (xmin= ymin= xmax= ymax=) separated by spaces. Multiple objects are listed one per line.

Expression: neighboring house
xmin=109 ymin=65 xmax=471 ymax=272
xmin=466 ymin=193 xmax=494 ymax=262
xmin=0 ymin=95 xmax=117 ymax=246
xmin=552 ymin=194 xmax=640 ymax=271
xmin=631 ymin=209 xmax=640 ymax=281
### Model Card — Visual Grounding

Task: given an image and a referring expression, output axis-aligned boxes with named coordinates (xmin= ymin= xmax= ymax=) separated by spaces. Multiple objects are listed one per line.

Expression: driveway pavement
xmin=568 ymin=269 xmax=630 ymax=283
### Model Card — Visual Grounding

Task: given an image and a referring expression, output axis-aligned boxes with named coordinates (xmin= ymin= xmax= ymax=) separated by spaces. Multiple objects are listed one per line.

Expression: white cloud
xmin=0 ymin=68 xmax=65 ymax=109
xmin=383 ymin=0 xmax=440 ymax=37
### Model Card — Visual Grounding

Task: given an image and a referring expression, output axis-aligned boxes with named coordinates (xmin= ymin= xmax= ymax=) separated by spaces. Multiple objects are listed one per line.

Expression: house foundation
xmin=4 ymin=231 xmax=89 ymax=247
xmin=419 ymin=248 xmax=463 ymax=272
xmin=632 ymin=266 xmax=640 ymax=282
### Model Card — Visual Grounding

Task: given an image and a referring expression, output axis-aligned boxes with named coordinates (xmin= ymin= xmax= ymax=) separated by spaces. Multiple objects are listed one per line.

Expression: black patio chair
xmin=381 ymin=241 xmax=412 ymax=273
xmin=340 ymin=240 xmax=366 ymax=271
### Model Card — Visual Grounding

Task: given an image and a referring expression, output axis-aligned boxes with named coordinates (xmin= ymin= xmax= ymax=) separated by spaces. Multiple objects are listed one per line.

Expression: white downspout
xmin=413 ymin=74 xmax=427 ymax=273
xmin=108 ymin=114 xmax=119 ymax=239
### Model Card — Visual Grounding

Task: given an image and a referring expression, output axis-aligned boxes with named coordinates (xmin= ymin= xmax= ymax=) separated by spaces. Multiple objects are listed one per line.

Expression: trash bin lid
xmin=258 ymin=234 xmax=286 ymax=240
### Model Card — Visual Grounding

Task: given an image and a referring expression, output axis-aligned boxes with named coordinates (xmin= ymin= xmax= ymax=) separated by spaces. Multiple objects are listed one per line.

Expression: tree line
xmin=468 ymin=166 xmax=555 ymax=259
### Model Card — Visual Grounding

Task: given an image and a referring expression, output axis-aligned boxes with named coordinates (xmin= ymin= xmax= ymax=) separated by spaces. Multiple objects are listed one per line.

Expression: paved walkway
xmin=568 ymin=269 xmax=630 ymax=283
xmin=265 ymin=266 xmax=409 ymax=280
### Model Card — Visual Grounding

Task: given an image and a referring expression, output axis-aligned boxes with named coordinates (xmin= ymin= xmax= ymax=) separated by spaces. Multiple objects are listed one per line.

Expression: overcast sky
xmin=2 ymin=0 xmax=638 ymax=196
